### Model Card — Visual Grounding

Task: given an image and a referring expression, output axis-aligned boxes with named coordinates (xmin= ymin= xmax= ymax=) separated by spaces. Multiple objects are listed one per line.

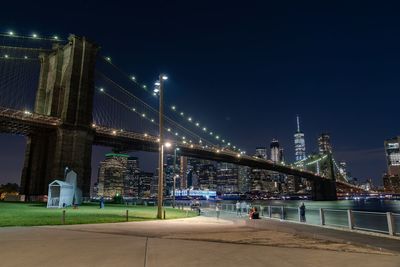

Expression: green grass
xmin=0 ymin=202 xmax=197 ymax=227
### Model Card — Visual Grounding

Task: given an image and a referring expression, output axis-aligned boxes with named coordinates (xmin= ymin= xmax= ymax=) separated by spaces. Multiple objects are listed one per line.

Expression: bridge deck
xmin=0 ymin=107 xmax=361 ymax=189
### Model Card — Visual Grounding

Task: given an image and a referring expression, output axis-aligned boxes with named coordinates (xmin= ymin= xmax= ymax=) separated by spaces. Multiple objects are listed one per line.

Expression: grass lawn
xmin=0 ymin=202 xmax=197 ymax=227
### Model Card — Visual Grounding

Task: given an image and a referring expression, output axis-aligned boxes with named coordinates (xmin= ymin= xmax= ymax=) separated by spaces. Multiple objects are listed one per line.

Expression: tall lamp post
xmin=156 ymin=74 xmax=168 ymax=219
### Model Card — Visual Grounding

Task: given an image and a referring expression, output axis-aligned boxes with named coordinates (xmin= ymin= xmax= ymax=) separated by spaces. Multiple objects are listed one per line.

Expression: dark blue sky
xmin=1 ymin=0 xmax=399 ymax=185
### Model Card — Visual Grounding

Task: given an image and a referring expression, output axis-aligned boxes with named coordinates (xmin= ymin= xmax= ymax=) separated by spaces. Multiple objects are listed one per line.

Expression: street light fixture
xmin=165 ymin=142 xmax=172 ymax=148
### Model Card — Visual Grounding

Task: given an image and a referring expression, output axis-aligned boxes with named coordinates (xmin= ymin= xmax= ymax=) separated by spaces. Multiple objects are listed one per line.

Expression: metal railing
xmin=215 ymin=203 xmax=400 ymax=236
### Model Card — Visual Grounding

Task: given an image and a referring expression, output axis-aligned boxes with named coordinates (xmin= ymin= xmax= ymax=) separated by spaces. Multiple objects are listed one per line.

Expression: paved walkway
xmin=209 ymin=209 xmax=400 ymax=253
xmin=0 ymin=215 xmax=399 ymax=267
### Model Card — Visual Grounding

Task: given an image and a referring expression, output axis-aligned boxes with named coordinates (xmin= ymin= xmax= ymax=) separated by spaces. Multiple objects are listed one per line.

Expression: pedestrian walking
xmin=216 ymin=204 xmax=220 ymax=220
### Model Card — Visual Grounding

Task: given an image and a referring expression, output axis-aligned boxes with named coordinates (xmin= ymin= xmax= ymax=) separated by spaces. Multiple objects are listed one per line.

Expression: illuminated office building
xmin=294 ymin=115 xmax=306 ymax=161
xmin=318 ymin=133 xmax=332 ymax=155
xmin=255 ymin=147 xmax=267 ymax=159
xmin=383 ymin=136 xmax=400 ymax=193
xmin=270 ymin=139 xmax=280 ymax=163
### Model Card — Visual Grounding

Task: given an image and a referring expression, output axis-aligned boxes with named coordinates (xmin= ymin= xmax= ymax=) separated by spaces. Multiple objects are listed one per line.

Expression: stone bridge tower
xmin=20 ymin=35 xmax=98 ymax=199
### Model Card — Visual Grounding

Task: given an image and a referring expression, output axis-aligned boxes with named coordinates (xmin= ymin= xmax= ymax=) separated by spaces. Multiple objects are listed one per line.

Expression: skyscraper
xmin=124 ymin=157 xmax=141 ymax=197
xmin=384 ymin=137 xmax=400 ymax=176
xmin=96 ymin=153 xmax=129 ymax=198
xmin=270 ymin=139 xmax=280 ymax=163
xmin=95 ymin=154 xmax=154 ymax=198
xmin=294 ymin=115 xmax=306 ymax=161
xmin=216 ymin=162 xmax=239 ymax=193
xmin=255 ymin=147 xmax=267 ymax=159
xmin=383 ymin=136 xmax=400 ymax=193
xmin=279 ymin=148 xmax=285 ymax=163
xmin=318 ymin=133 xmax=332 ymax=155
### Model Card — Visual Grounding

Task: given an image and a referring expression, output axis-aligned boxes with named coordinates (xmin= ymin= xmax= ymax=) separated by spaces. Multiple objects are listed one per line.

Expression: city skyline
xmin=1 ymin=1 xmax=400 ymax=186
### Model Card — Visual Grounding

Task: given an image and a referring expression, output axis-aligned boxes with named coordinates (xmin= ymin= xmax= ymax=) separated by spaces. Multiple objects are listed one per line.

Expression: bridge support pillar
xmin=21 ymin=128 xmax=93 ymax=199
xmin=20 ymin=35 xmax=98 ymax=199
xmin=311 ymin=179 xmax=337 ymax=201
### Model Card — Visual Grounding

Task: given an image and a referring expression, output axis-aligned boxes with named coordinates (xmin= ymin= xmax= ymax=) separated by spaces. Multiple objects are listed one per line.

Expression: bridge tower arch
xmin=20 ymin=35 xmax=98 ymax=199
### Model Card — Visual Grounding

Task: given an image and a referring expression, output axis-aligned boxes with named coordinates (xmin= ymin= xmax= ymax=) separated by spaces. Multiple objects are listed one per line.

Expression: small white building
xmin=47 ymin=170 xmax=82 ymax=208
xmin=47 ymin=180 xmax=74 ymax=208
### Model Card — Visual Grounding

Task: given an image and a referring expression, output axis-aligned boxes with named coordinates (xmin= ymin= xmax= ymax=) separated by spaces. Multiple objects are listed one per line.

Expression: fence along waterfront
xmin=214 ymin=203 xmax=400 ymax=236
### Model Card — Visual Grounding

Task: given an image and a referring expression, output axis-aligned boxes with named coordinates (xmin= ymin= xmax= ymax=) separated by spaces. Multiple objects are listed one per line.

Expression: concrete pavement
xmin=0 ymin=216 xmax=399 ymax=267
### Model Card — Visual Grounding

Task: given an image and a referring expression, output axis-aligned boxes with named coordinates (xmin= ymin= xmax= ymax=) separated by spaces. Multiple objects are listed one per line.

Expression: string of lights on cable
xmin=100 ymin=55 xmax=243 ymax=153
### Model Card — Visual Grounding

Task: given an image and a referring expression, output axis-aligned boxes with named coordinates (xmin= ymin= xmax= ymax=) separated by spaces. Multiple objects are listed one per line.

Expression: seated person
xmin=252 ymin=207 xmax=260 ymax=219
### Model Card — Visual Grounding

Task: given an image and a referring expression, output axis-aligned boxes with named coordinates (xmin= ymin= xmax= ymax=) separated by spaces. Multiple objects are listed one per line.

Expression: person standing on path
xmin=299 ymin=202 xmax=306 ymax=222
xmin=216 ymin=204 xmax=220 ymax=220
xmin=99 ymin=196 xmax=105 ymax=209
xmin=236 ymin=201 xmax=241 ymax=216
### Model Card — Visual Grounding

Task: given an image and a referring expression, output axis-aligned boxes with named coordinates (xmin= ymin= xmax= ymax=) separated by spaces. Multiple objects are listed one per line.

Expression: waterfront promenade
xmin=1 ymin=212 xmax=399 ymax=267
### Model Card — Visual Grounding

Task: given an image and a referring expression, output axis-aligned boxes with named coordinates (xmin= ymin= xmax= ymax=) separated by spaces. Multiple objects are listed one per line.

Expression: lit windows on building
xmin=384 ymin=136 xmax=400 ymax=176
xmin=294 ymin=115 xmax=306 ymax=161
xmin=270 ymin=139 xmax=280 ymax=163
xmin=255 ymin=147 xmax=267 ymax=159
xmin=318 ymin=133 xmax=332 ymax=155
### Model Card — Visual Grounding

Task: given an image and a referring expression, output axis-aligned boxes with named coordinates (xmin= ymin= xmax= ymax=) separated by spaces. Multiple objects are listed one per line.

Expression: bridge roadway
xmin=0 ymin=107 xmax=330 ymax=182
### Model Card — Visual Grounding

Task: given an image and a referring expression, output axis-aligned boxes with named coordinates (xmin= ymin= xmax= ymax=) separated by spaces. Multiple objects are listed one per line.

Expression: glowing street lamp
xmin=164 ymin=142 xmax=172 ymax=148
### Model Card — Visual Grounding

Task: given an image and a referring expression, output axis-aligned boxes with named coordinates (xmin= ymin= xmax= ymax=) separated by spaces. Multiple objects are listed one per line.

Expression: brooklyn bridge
xmin=0 ymin=33 xmax=360 ymax=200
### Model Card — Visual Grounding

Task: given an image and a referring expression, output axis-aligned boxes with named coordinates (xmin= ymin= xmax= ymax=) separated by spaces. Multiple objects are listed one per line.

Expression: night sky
xmin=1 ymin=1 xmax=400 ymax=186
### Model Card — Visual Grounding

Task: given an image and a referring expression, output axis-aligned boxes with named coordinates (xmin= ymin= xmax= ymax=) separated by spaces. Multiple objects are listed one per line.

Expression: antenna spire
xmin=296 ymin=115 xmax=300 ymax=132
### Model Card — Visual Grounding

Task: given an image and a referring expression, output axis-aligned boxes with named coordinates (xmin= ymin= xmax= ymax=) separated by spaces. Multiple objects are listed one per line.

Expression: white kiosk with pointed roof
xmin=47 ymin=180 xmax=74 ymax=208
xmin=47 ymin=170 xmax=82 ymax=208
